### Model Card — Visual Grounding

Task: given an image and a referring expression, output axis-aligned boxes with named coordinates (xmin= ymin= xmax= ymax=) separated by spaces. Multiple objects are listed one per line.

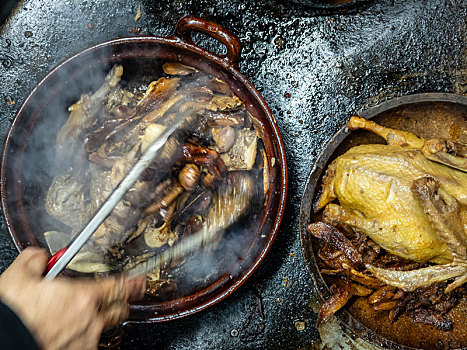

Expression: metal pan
xmin=299 ymin=93 xmax=467 ymax=349
xmin=1 ymin=15 xmax=288 ymax=323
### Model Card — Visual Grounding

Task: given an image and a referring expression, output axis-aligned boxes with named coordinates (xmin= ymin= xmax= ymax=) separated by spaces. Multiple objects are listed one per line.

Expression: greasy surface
xmin=0 ymin=1 xmax=465 ymax=349
xmin=305 ymin=101 xmax=467 ymax=349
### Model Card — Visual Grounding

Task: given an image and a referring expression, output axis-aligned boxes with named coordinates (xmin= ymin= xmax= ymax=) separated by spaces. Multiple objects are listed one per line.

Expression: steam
xmin=8 ymin=50 xmax=269 ymax=299
xmin=8 ymin=53 xmax=118 ymax=246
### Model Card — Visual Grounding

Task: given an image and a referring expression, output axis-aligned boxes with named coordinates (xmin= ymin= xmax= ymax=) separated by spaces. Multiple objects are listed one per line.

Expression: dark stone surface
xmin=0 ymin=0 xmax=465 ymax=349
xmin=0 ymin=0 xmax=20 ymax=25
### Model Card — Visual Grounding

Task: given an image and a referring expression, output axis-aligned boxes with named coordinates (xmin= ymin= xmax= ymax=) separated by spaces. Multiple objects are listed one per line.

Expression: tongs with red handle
xmin=46 ymin=247 xmax=68 ymax=274
xmin=44 ymin=113 xmax=188 ymax=279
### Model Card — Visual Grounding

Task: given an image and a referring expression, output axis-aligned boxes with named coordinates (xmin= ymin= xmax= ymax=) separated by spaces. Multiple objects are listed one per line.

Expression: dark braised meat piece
xmin=307 ymin=222 xmax=362 ymax=267
xmin=137 ymin=77 xmax=180 ymax=116
xmin=207 ymin=78 xmax=233 ymax=96
xmin=85 ymin=119 xmax=124 ymax=154
xmin=111 ymin=104 xmax=135 ymax=118
xmin=317 ymin=277 xmax=353 ymax=327
xmin=162 ymin=62 xmax=198 ymax=76
xmin=308 ymin=219 xmax=465 ymax=330
xmin=182 ymin=216 xmax=204 ymax=237
xmin=172 ymin=188 xmax=213 ymax=226
xmin=410 ymin=309 xmax=452 ymax=331
xmin=182 ymin=143 xmax=227 ymax=179
xmin=92 ymin=77 xmax=181 ymax=150
xmin=55 ymin=65 xmax=124 ymax=164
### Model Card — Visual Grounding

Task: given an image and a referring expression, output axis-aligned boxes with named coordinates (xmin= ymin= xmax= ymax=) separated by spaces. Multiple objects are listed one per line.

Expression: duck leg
xmin=365 ymin=263 xmax=466 ymax=292
xmin=348 ymin=116 xmax=425 ymax=149
xmin=348 ymin=116 xmax=467 ymax=171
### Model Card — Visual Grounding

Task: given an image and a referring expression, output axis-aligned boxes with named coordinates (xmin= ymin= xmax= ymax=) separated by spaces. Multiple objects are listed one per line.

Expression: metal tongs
xmin=44 ymin=113 xmax=188 ymax=279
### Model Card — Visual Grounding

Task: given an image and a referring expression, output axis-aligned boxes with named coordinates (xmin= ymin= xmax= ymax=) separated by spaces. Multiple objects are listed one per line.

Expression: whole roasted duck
xmin=308 ymin=116 xmax=467 ymax=329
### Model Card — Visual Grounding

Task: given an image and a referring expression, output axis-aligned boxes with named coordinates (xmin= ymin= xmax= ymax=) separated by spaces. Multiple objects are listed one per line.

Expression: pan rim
xmin=0 ymin=34 xmax=288 ymax=323
xmin=299 ymin=92 xmax=467 ymax=350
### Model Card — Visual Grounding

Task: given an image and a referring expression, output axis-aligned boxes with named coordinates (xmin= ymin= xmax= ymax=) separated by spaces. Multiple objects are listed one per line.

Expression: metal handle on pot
xmin=175 ymin=15 xmax=242 ymax=67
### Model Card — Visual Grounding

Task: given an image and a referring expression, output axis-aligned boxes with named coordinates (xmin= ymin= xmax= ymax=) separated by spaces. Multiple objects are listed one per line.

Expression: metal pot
xmin=1 ymin=15 xmax=288 ymax=323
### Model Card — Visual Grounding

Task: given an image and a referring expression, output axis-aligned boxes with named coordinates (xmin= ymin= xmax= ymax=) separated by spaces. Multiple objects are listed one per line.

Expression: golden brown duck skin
xmin=311 ymin=118 xmax=467 ymax=328
xmin=317 ymin=144 xmax=467 ymax=264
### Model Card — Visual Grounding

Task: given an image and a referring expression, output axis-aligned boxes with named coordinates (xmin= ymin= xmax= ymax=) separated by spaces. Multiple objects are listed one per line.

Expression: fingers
xmin=16 ymin=248 xmax=49 ymax=277
xmin=100 ymin=303 xmax=129 ymax=329
xmin=127 ymin=276 xmax=146 ymax=300
xmin=82 ymin=318 xmax=105 ymax=350
xmin=92 ymin=276 xmax=146 ymax=309
xmin=89 ymin=276 xmax=145 ymax=329
xmin=88 ymin=278 xmax=131 ymax=329
xmin=96 ymin=277 xmax=129 ymax=309
xmin=50 ymin=274 xmax=144 ymax=348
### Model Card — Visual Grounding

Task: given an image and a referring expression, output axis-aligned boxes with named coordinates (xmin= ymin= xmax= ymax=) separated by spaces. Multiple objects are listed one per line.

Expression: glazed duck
xmin=315 ymin=117 xmax=467 ymax=293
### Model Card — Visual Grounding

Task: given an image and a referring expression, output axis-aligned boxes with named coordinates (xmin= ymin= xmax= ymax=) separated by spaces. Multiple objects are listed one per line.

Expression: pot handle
xmin=175 ymin=15 xmax=242 ymax=67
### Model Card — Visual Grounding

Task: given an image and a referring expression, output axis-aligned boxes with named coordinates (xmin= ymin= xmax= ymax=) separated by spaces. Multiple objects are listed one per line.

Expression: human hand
xmin=0 ymin=248 xmax=146 ymax=350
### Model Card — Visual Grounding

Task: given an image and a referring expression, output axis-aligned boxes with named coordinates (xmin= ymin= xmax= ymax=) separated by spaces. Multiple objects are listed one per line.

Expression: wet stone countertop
xmin=0 ymin=0 xmax=465 ymax=349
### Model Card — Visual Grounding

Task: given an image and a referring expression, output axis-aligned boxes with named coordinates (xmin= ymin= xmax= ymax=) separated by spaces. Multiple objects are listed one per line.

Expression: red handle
xmin=45 ymin=247 xmax=68 ymax=274
xmin=174 ymin=15 xmax=242 ymax=68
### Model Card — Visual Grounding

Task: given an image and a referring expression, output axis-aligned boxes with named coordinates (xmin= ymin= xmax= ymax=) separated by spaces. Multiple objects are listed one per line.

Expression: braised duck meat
xmin=43 ymin=63 xmax=266 ymax=297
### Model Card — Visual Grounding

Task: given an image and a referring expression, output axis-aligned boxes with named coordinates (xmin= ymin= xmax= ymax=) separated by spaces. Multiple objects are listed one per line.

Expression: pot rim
xmin=1 ymin=20 xmax=288 ymax=323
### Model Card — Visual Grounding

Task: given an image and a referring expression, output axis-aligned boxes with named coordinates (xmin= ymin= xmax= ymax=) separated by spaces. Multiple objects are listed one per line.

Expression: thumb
xmin=17 ymin=247 xmax=49 ymax=277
